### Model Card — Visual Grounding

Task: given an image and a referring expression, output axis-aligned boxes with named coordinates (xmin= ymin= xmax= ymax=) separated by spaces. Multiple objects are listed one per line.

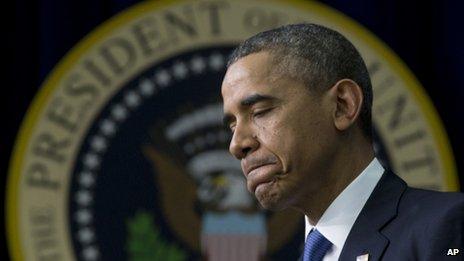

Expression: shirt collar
xmin=305 ymin=157 xmax=384 ymax=252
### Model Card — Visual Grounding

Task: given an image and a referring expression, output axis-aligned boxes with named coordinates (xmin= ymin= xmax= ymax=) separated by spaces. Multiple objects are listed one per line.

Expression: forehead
xmin=221 ymin=52 xmax=283 ymax=104
xmin=224 ymin=52 xmax=272 ymax=83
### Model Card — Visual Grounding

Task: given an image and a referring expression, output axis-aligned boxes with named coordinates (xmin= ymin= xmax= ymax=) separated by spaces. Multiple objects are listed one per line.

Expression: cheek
xmin=276 ymin=116 xmax=326 ymax=169
xmin=255 ymin=118 xmax=300 ymax=169
xmin=255 ymin=118 xmax=284 ymax=145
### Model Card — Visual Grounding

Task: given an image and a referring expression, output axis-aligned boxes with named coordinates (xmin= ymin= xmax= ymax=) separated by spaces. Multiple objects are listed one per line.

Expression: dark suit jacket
xmin=300 ymin=170 xmax=464 ymax=261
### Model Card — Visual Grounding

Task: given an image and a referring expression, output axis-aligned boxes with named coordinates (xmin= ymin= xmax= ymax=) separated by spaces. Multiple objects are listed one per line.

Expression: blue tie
xmin=303 ymin=229 xmax=332 ymax=261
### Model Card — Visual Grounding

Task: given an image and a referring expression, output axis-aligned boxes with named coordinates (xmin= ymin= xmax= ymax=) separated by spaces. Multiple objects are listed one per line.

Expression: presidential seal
xmin=7 ymin=0 xmax=459 ymax=260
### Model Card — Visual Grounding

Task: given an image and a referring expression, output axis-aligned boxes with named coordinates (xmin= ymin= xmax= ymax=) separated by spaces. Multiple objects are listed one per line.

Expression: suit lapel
xmin=339 ymin=170 xmax=407 ymax=261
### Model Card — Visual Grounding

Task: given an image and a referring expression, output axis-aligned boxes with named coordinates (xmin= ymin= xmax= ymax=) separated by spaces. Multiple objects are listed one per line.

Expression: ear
xmin=329 ymin=79 xmax=363 ymax=132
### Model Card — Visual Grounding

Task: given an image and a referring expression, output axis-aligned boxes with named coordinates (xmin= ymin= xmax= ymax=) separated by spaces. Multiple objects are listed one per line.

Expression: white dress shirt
xmin=304 ymin=158 xmax=384 ymax=261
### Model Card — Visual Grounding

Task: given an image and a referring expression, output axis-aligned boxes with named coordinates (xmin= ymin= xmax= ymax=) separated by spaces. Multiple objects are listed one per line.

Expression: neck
xmin=296 ymin=135 xmax=375 ymax=225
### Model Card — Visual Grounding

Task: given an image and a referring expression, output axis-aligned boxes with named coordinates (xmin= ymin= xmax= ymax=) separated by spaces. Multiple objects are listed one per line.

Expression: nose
xmin=229 ymin=123 xmax=259 ymax=159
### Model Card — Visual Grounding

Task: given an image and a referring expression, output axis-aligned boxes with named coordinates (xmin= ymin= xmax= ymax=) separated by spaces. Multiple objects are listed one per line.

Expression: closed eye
xmin=253 ymin=108 xmax=273 ymax=118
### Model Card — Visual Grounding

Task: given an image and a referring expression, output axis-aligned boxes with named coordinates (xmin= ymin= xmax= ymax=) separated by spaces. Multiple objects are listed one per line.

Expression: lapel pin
xmin=356 ymin=253 xmax=369 ymax=261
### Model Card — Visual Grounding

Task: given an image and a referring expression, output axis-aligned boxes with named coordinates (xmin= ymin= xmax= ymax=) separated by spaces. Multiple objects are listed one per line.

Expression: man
xmin=221 ymin=23 xmax=464 ymax=261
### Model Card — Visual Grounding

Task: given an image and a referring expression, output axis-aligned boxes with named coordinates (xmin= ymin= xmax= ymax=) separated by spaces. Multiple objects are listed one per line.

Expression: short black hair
xmin=227 ymin=23 xmax=373 ymax=139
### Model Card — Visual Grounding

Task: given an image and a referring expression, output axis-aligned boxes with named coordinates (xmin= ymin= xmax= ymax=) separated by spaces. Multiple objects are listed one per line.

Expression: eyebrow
xmin=222 ymin=93 xmax=277 ymax=126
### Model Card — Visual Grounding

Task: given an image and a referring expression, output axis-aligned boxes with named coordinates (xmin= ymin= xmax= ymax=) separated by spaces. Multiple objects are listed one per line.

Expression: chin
xmin=255 ymin=189 xmax=289 ymax=211
xmin=254 ymin=179 xmax=293 ymax=211
xmin=258 ymin=200 xmax=288 ymax=211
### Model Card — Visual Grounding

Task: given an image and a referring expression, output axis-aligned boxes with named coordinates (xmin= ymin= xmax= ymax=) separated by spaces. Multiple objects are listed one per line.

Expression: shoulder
xmin=376 ymin=171 xmax=464 ymax=222
xmin=402 ymin=187 xmax=464 ymax=232
xmin=399 ymin=188 xmax=464 ymax=259
xmin=401 ymin=186 xmax=464 ymax=206
xmin=376 ymin=172 xmax=464 ymax=237
xmin=382 ymin=182 xmax=464 ymax=259
xmin=398 ymin=186 xmax=464 ymax=221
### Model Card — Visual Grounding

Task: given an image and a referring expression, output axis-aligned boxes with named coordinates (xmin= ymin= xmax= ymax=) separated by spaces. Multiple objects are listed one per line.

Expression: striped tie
xmin=303 ymin=229 xmax=332 ymax=261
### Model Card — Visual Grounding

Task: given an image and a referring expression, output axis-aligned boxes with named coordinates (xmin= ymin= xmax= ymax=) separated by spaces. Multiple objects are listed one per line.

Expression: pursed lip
xmin=248 ymin=164 xmax=277 ymax=192
xmin=244 ymin=162 xmax=275 ymax=177
xmin=241 ymin=156 xmax=280 ymax=192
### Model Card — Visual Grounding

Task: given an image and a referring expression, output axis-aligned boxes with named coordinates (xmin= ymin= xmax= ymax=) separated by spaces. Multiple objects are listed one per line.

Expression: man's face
xmin=221 ymin=52 xmax=338 ymax=211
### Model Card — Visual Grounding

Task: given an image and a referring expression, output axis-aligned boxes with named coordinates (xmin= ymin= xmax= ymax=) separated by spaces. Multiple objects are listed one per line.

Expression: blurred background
xmin=4 ymin=0 xmax=463 ymax=260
